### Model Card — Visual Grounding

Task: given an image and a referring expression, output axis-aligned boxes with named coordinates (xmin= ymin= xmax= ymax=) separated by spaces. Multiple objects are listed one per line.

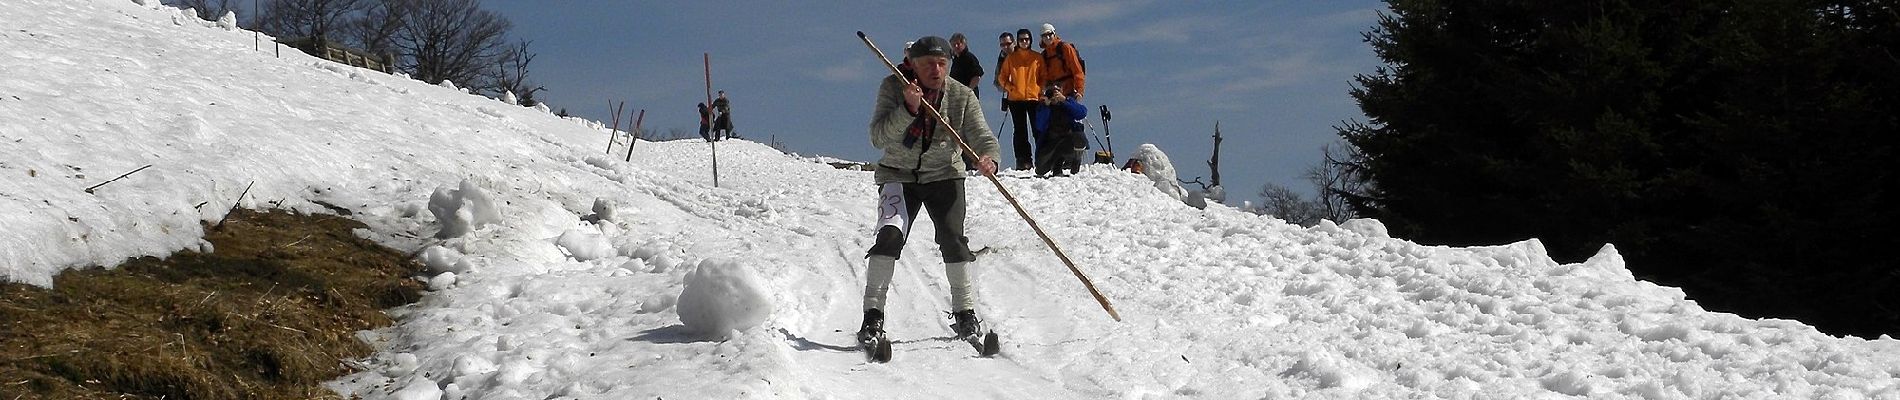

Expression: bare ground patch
xmin=1 ymin=209 xmax=424 ymax=399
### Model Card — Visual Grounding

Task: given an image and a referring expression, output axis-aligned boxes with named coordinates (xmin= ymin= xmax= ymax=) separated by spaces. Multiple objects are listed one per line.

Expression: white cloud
xmin=807 ymin=61 xmax=872 ymax=83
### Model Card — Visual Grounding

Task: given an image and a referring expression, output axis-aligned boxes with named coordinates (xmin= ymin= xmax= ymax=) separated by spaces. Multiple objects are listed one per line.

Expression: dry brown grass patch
xmin=0 ymin=208 xmax=424 ymax=399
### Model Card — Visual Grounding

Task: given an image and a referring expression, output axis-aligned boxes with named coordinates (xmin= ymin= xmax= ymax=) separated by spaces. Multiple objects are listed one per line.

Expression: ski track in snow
xmin=6 ymin=1 xmax=1900 ymax=399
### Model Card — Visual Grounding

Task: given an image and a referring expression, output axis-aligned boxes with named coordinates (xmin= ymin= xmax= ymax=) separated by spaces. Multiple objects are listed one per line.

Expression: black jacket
xmin=950 ymin=49 xmax=984 ymax=90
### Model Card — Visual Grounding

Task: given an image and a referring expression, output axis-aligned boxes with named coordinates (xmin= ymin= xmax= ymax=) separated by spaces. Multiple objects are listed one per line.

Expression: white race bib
xmin=876 ymin=183 xmax=909 ymax=235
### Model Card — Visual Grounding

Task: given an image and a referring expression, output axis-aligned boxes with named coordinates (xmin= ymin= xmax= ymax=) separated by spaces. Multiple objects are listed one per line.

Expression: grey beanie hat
xmin=906 ymin=36 xmax=951 ymax=59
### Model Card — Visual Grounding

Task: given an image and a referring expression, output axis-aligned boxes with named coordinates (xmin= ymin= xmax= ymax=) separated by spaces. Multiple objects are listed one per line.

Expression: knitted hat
xmin=906 ymin=36 xmax=951 ymax=59
xmin=1041 ymin=23 xmax=1056 ymax=35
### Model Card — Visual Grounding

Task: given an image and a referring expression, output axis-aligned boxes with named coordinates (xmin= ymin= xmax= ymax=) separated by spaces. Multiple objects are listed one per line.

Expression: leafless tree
xmin=169 ymin=0 xmax=240 ymax=21
xmin=1257 ymin=183 xmax=1321 ymax=225
xmin=492 ymin=39 xmax=545 ymax=106
xmin=1304 ymin=142 xmax=1363 ymax=223
xmin=341 ymin=0 xmax=404 ymax=56
xmin=1207 ymin=122 xmax=1223 ymax=188
xmin=394 ymin=0 xmax=512 ymax=90
xmin=255 ymin=0 xmax=364 ymax=40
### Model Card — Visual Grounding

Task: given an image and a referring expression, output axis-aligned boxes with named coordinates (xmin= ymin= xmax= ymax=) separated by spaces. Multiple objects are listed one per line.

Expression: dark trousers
xmin=1006 ymin=100 xmax=1039 ymax=169
xmin=868 ymin=180 xmax=975 ymax=264
xmin=1035 ymin=129 xmax=1083 ymax=177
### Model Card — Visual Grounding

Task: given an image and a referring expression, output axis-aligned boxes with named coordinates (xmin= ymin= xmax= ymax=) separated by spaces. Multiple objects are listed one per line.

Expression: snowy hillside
xmin=6 ymin=0 xmax=1900 ymax=399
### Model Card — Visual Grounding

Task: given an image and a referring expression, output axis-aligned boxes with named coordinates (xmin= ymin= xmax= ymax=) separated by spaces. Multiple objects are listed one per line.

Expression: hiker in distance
xmin=860 ymin=35 xmax=1003 ymax=346
xmin=711 ymin=90 xmax=734 ymax=140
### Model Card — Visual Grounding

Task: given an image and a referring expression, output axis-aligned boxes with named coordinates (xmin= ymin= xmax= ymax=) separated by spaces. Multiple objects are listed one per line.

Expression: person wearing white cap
xmin=1038 ymin=23 xmax=1086 ymax=100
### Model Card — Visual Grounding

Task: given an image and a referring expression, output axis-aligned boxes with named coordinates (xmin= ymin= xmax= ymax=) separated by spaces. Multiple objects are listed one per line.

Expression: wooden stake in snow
xmin=856 ymin=31 xmax=1121 ymax=322
xmin=624 ymin=109 xmax=645 ymax=162
xmin=605 ymin=100 xmax=625 ymax=155
xmin=83 ymin=164 xmax=153 ymax=194
xmin=705 ymin=53 xmax=720 ymax=188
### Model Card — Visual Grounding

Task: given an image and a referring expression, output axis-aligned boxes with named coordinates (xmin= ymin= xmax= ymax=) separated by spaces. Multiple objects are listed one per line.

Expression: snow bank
xmin=676 ymin=258 xmax=774 ymax=339
xmin=1134 ymin=143 xmax=1191 ymax=204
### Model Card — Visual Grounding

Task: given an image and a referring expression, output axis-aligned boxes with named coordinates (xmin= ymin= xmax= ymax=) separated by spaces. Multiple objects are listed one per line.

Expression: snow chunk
xmin=501 ymin=90 xmax=518 ymax=105
xmin=452 ymin=354 xmax=498 ymax=377
xmin=385 ymin=352 xmax=420 ymax=377
xmin=427 ymin=272 xmax=456 ymax=290
xmin=1133 ymin=144 xmax=1190 ymax=203
xmin=676 ymin=258 xmax=774 ymax=339
xmin=581 ymin=197 xmax=616 ymax=223
xmin=639 ymin=293 xmax=675 ymax=313
xmin=1340 ymin=218 xmax=1389 ymax=238
xmin=1286 ymin=351 xmax=1378 ymax=390
xmin=216 ymin=11 xmax=237 ymax=31
xmin=389 ymin=375 xmax=443 ymax=400
xmin=555 ymin=229 xmax=614 ymax=261
xmin=428 ymin=179 xmax=500 ymax=239
xmin=419 ymin=246 xmax=461 ymax=273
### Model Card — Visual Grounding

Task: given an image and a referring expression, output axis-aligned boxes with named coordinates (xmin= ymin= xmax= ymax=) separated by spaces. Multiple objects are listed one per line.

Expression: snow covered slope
xmin=5 ymin=1 xmax=1900 ymax=398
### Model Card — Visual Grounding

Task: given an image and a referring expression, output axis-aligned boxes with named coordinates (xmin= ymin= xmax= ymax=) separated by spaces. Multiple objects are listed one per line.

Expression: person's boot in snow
xmin=858 ymin=308 xmax=886 ymax=344
xmin=949 ymin=309 xmax=983 ymax=338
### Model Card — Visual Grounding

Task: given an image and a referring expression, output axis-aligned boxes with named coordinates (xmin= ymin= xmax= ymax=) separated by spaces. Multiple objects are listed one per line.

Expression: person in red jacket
xmin=1038 ymin=23 xmax=1086 ymax=100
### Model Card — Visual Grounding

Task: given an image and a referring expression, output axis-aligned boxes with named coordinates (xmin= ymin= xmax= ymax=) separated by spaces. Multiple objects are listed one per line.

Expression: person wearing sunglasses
xmin=996 ymin=28 xmax=1045 ymax=170
xmin=1038 ymin=23 xmax=1086 ymax=100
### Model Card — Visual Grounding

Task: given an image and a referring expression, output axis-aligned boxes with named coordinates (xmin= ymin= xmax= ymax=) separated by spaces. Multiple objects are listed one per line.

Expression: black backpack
xmin=1075 ymin=42 xmax=1085 ymax=73
xmin=1068 ymin=42 xmax=1086 ymax=73
xmin=1046 ymin=42 xmax=1086 ymax=77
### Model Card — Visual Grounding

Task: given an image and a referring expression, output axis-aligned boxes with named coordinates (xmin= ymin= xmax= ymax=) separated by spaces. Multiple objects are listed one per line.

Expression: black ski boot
xmin=950 ymin=310 xmax=1001 ymax=357
xmin=858 ymin=308 xmax=886 ymax=344
xmin=949 ymin=309 xmax=983 ymax=338
xmin=858 ymin=308 xmax=892 ymax=362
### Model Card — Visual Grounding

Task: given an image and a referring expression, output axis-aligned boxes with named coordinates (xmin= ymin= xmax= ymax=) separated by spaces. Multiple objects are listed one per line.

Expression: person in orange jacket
xmin=1038 ymin=23 xmax=1086 ymax=100
xmin=995 ymin=28 xmax=1044 ymax=170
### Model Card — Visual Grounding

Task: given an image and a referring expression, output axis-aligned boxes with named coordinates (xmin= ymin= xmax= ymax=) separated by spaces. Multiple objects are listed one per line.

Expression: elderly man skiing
xmin=858 ymin=35 xmax=1003 ymax=360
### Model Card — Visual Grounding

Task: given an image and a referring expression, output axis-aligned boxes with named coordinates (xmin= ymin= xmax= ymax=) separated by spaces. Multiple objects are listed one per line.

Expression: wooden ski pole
xmin=855 ymin=31 xmax=1121 ymax=322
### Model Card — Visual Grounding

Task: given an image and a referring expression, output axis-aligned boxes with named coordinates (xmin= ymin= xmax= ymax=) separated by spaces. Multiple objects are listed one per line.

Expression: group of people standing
xmin=994 ymin=24 xmax=1089 ymax=177
xmin=697 ymin=90 xmax=734 ymax=142
xmin=853 ymin=23 xmax=1093 ymax=352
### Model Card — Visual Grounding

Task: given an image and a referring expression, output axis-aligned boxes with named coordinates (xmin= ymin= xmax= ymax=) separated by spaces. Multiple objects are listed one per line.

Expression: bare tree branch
xmin=394 ymin=0 xmax=513 ymax=91
xmin=255 ymin=0 xmax=364 ymax=40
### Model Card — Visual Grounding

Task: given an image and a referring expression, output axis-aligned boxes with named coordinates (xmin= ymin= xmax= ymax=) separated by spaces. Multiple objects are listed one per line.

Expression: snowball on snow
xmin=590 ymin=198 xmax=616 ymax=222
xmin=501 ymin=90 xmax=518 ymax=105
xmin=428 ymin=179 xmax=500 ymax=239
xmin=676 ymin=258 xmax=773 ymax=339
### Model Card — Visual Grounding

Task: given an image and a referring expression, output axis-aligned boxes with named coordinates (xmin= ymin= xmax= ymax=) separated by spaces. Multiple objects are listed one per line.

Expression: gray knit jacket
xmin=869 ymin=74 xmax=1002 ymax=184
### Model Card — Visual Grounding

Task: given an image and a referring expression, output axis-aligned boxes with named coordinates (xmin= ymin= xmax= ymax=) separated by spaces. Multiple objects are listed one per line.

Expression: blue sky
xmin=482 ymin=1 xmax=1386 ymax=204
